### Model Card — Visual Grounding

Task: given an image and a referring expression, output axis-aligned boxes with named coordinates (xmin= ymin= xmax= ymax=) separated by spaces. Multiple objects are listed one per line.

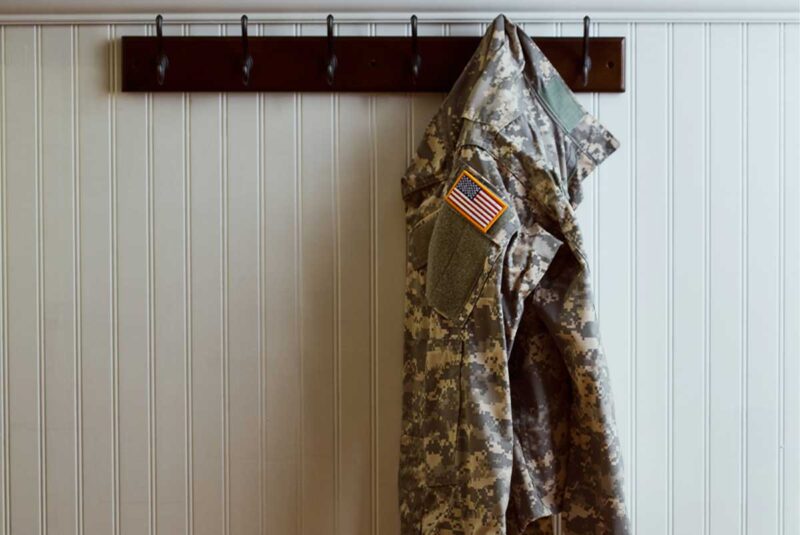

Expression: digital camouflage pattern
xmin=399 ymin=14 xmax=630 ymax=535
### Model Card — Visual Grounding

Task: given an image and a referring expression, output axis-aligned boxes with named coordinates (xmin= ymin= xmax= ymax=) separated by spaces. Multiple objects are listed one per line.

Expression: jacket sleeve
xmin=563 ymin=111 xmax=621 ymax=208
xmin=424 ymin=143 xmax=521 ymax=325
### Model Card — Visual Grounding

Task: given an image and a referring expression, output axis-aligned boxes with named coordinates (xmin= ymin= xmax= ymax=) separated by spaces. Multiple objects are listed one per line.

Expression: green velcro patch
xmin=540 ymin=75 xmax=585 ymax=132
xmin=425 ymin=205 xmax=498 ymax=322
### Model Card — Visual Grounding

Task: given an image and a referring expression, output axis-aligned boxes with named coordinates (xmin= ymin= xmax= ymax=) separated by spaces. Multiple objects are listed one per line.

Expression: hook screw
xmin=411 ymin=15 xmax=421 ymax=83
xmin=326 ymin=14 xmax=338 ymax=86
xmin=155 ymin=14 xmax=169 ymax=86
xmin=582 ymin=15 xmax=592 ymax=87
xmin=241 ymin=15 xmax=254 ymax=85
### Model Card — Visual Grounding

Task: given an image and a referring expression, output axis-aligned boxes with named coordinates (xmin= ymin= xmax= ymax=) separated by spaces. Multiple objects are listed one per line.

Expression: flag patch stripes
xmin=445 ymin=169 xmax=508 ymax=232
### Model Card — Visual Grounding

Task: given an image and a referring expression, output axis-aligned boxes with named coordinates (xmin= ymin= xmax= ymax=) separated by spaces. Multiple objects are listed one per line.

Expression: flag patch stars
xmin=445 ymin=169 xmax=508 ymax=233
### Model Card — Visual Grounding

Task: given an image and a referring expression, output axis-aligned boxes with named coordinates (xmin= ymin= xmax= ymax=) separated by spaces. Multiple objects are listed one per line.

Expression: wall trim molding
xmin=0 ymin=0 xmax=799 ymax=16
xmin=0 ymin=10 xmax=797 ymax=25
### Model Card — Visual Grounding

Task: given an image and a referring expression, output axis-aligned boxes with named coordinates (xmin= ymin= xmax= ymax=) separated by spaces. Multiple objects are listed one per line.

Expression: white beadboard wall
xmin=0 ymin=10 xmax=798 ymax=535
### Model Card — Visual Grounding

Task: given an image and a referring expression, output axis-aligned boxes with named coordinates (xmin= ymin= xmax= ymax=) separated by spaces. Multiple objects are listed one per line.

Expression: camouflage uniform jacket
xmin=399 ymin=14 xmax=631 ymax=535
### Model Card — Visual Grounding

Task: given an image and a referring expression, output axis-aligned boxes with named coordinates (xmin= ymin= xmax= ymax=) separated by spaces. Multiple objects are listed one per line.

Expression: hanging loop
xmin=241 ymin=15 xmax=254 ymax=86
xmin=326 ymin=14 xmax=338 ymax=86
xmin=582 ymin=15 xmax=592 ymax=87
xmin=410 ymin=15 xmax=421 ymax=83
xmin=155 ymin=14 xmax=169 ymax=86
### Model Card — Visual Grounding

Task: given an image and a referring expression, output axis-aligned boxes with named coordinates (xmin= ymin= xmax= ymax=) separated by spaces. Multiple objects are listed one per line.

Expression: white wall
xmin=0 ymin=8 xmax=798 ymax=535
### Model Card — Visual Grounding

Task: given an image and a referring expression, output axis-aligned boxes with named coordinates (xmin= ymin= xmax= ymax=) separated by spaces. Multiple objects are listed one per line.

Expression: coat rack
xmin=121 ymin=14 xmax=625 ymax=93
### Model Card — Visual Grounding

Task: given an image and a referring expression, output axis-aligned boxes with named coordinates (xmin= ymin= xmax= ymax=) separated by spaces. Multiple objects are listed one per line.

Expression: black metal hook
xmin=411 ymin=15 xmax=421 ymax=83
xmin=241 ymin=15 xmax=254 ymax=86
xmin=582 ymin=15 xmax=592 ymax=87
xmin=155 ymin=14 xmax=169 ymax=86
xmin=326 ymin=14 xmax=338 ymax=86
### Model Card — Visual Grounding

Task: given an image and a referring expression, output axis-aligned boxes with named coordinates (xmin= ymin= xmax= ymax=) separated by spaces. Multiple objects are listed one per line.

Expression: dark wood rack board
xmin=121 ymin=36 xmax=625 ymax=93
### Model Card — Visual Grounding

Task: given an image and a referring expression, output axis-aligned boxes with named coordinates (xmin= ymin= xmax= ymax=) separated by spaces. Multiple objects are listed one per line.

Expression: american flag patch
xmin=445 ymin=169 xmax=508 ymax=233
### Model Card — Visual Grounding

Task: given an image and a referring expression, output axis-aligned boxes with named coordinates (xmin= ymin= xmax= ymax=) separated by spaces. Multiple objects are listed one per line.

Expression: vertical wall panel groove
xmin=182 ymin=38 xmax=193 ymax=535
xmin=256 ymin=64 xmax=265 ymax=535
xmin=255 ymin=30 xmax=265 ymax=535
xmin=740 ymin=23 xmax=749 ymax=535
xmin=70 ymin=25 xmax=83 ymax=535
xmin=369 ymin=23 xmax=380 ymax=535
xmin=777 ymin=22 xmax=786 ymax=535
xmin=666 ymin=22 xmax=674 ymax=535
xmin=296 ymin=87 xmax=304 ymax=535
xmin=0 ymin=14 xmax=798 ymax=535
xmin=181 ymin=24 xmax=193 ymax=535
xmin=293 ymin=42 xmax=302 ymax=533
xmin=628 ymin=20 xmax=637 ymax=532
xmin=256 ymin=63 xmax=267 ymax=533
xmin=0 ymin=23 xmax=8 ymax=535
xmin=221 ymin=74 xmax=230 ymax=535
xmin=332 ymin=88 xmax=340 ymax=535
xmin=145 ymin=75 xmax=156 ymax=535
xmin=34 ymin=24 xmax=46 ymax=535
xmin=369 ymin=79 xmax=378 ymax=535
xmin=109 ymin=22 xmax=121 ymax=535
xmin=702 ymin=21 xmax=710 ymax=535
